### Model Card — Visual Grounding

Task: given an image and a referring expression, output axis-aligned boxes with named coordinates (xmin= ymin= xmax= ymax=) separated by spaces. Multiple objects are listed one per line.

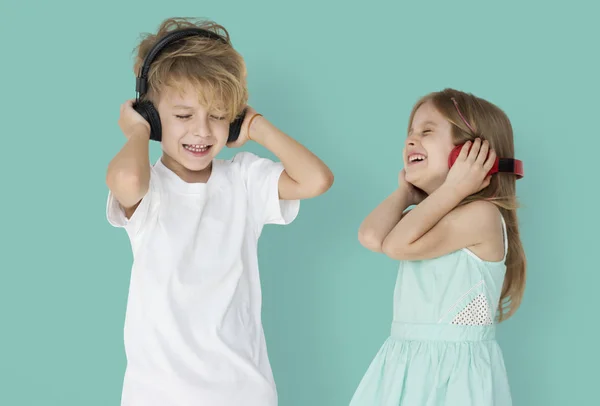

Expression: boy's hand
xmin=443 ymin=138 xmax=495 ymax=198
xmin=398 ymin=169 xmax=427 ymax=206
xmin=119 ymin=99 xmax=151 ymax=139
xmin=226 ymin=106 xmax=261 ymax=148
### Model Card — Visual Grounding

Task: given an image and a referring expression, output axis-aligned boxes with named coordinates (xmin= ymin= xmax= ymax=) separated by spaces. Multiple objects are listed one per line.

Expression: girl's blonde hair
xmin=133 ymin=17 xmax=248 ymax=122
xmin=408 ymin=88 xmax=526 ymax=322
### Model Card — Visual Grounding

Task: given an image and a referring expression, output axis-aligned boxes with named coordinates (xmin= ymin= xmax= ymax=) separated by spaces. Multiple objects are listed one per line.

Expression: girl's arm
xmin=382 ymin=139 xmax=501 ymax=261
xmin=381 ymin=188 xmax=500 ymax=261
xmin=358 ymin=188 xmax=412 ymax=252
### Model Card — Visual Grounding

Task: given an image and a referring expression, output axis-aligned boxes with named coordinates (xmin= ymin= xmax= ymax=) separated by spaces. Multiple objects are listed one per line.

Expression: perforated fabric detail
xmin=451 ymin=293 xmax=493 ymax=325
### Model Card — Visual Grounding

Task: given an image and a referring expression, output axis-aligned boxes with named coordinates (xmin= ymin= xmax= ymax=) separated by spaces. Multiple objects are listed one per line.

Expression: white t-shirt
xmin=106 ymin=151 xmax=300 ymax=406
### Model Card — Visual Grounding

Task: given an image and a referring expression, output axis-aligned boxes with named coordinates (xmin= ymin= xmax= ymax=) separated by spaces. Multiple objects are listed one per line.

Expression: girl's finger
xmin=484 ymin=148 xmax=497 ymax=171
xmin=458 ymin=141 xmax=471 ymax=160
xmin=476 ymin=140 xmax=489 ymax=166
xmin=481 ymin=175 xmax=492 ymax=190
xmin=467 ymin=138 xmax=481 ymax=162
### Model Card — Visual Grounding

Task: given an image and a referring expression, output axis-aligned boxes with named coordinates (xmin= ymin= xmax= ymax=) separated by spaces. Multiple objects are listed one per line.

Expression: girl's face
xmin=403 ymin=101 xmax=456 ymax=194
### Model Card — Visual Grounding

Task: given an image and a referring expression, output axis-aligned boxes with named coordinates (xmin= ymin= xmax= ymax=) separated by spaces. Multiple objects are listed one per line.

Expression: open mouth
xmin=183 ymin=144 xmax=212 ymax=156
xmin=408 ymin=153 xmax=426 ymax=164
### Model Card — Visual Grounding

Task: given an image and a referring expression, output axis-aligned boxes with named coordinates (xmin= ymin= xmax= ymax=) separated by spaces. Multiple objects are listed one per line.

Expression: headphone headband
xmin=132 ymin=26 xmax=247 ymax=143
xmin=496 ymin=157 xmax=524 ymax=179
xmin=136 ymin=28 xmax=228 ymax=95
xmin=449 ymin=144 xmax=524 ymax=179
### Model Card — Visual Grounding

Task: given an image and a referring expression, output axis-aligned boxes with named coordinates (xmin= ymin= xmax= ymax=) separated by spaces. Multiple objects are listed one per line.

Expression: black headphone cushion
xmin=133 ymin=100 xmax=162 ymax=141
xmin=228 ymin=109 xmax=247 ymax=143
xmin=133 ymin=100 xmax=246 ymax=144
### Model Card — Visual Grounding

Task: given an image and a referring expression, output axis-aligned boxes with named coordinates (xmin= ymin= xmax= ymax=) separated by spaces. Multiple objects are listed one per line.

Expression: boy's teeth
xmin=184 ymin=144 xmax=209 ymax=152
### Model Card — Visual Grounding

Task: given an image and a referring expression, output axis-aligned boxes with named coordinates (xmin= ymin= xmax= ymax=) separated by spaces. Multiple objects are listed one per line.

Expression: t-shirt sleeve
xmin=106 ymin=169 xmax=159 ymax=239
xmin=234 ymin=151 xmax=300 ymax=227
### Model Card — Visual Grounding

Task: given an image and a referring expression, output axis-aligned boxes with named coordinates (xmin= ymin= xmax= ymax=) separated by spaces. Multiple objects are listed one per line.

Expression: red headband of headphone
xmin=448 ymin=144 xmax=524 ymax=179
xmin=449 ymin=98 xmax=523 ymax=179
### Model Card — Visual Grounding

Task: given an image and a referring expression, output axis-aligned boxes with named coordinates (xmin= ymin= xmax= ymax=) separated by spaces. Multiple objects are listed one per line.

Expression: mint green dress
xmin=349 ymin=215 xmax=512 ymax=405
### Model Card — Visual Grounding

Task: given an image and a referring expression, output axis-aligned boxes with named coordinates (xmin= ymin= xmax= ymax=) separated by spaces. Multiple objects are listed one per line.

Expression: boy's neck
xmin=160 ymin=154 xmax=212 ymax=184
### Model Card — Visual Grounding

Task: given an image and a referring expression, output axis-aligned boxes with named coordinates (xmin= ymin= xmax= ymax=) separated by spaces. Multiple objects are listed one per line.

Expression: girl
xmin=349 ymin=88 xmax=526 ymax=406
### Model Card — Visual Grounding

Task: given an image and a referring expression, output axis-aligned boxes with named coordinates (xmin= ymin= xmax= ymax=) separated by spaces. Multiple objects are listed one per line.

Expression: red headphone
xmin=448 ymin=144 xmax=524 ymax=179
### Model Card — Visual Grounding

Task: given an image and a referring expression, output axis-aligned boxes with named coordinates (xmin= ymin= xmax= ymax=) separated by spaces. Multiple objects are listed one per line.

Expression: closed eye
xmin=175 ymin=114 xmax=226 ymax=121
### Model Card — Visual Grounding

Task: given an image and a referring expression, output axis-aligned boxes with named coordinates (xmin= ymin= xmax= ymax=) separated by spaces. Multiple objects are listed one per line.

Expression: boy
xmin=106 ymin=18 xmax=333 ymax=406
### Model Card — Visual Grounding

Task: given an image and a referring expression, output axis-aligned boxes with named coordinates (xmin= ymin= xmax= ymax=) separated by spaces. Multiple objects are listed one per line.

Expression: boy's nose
xmin=191 ymin=121 xmax=211 ymax=138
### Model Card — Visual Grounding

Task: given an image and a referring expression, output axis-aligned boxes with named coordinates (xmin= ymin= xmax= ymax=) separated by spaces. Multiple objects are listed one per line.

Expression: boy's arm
xmin=249 ymin=117 xmax=334 ymax=200
xmin=106 ymin=102 xmax=151 ymax=218
xmin=358 ymin=188 xmax=411 ymax=252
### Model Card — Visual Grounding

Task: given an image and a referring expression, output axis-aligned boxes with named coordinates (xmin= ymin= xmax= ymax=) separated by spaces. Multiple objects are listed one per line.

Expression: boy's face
xmin=155 ymin=83 xmax=230 ymax=174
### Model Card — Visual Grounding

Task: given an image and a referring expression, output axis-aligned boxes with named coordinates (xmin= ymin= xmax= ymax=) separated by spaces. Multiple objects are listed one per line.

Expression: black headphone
xmin=132 ymin=28 xmax=246 ymax=142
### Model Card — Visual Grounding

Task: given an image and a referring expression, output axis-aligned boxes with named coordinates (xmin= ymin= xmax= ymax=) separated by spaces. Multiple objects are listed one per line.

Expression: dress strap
xmin=500 ymin=214 xmax=508 ymax=261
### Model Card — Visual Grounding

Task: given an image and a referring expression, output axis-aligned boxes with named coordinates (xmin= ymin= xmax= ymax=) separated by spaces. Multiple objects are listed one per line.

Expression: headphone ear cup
xmin=228 ymin=108 xmax=247 ymax=143
xmin=133 ymin=100 xmax=162 ymax=141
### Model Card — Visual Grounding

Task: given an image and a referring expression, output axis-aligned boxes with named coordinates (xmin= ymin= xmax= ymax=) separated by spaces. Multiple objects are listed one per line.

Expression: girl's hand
xmin=444 ymin=138 xmax=495 ymax=198
xmin=226 ymin=106 xmax=262 ymax=148
xmin=399 ymin=169 xmax=427 ymax=206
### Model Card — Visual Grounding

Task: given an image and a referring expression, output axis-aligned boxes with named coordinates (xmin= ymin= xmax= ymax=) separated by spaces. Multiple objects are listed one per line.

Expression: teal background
xmin=1 ymin=0 xmax=598 ymax=405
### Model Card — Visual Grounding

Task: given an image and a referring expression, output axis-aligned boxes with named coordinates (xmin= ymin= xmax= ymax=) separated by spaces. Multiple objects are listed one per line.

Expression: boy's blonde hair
xmin=133 ymin=17 xmax=248 ymax=122
xmin=408 ymin=88 xmax=527 ymax=322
